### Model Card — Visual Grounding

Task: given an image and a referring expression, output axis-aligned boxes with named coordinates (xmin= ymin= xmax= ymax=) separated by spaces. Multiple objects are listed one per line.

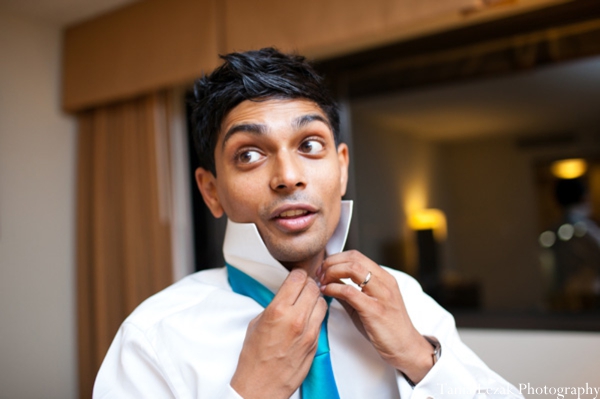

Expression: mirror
xmin=347 ymin=55 xmax=600 ymax=329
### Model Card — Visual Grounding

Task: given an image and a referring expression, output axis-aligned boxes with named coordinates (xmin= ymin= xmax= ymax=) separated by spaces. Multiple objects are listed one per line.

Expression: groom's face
xmin=196 ymin=98 xmax=349 ymax=263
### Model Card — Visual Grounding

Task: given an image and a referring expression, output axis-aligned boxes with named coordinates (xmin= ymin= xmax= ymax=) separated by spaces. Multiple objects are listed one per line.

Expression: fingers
xmin=294 ymin=276 xmax=325 ymax=311
xmin=294 ymin=276 xmax=328 ymax=337
xmin=273 ymin=268 xmax=311 ymax=306
xmin=271 ymin=268 xmax=327 ymax=333
xmin=320 ymin=281 xmax=373 ymax=314
xmin=318 ymin=250 xmax=387 ymax=311
xmin=320 ymin=261 xmax=369 ymax=287
xmin=318 ymin=250 xmax=427 ymax=379
xmin=307 ymin=296 xmax=328 ymax=331
xmin=320 ymin=250 xmax=380 ymax=288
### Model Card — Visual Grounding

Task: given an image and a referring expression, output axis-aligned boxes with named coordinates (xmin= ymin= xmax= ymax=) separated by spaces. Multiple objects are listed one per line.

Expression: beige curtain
xmin=76 ymin=92 xmax=175 ymax=398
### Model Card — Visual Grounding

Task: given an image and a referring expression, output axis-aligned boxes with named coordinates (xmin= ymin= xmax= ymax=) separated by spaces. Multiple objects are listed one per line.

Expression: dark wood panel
xmin=317 ymin=0 xmax=600 ymax=99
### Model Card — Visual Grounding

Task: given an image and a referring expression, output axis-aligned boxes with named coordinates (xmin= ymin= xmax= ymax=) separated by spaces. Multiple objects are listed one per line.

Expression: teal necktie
xmin=227 ymin=263 xmax=341 ymax=399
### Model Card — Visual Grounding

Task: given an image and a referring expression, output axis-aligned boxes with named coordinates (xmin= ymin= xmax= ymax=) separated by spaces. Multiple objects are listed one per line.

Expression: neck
xmin=280 ymin=250 xmax=326 ymax=279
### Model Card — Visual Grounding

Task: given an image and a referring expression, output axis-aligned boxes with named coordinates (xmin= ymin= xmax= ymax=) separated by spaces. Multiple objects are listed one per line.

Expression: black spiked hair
xmin=190 ymin=47 xmax=340 ymax=175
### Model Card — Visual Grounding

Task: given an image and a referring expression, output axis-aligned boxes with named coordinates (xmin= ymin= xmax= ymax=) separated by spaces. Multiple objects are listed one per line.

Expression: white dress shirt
xmin=94 ymin=201 xmax=523 ymax=399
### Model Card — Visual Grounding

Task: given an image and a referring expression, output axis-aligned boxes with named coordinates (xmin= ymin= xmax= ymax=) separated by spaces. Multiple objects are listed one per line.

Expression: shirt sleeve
xmin=93 ymin=322 xmax=243 ymax=399
xmin=388 ymin=269 xmax=524 ymax=399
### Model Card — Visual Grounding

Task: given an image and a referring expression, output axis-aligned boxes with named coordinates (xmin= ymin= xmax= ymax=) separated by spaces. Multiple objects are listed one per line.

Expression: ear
xmin=195 ymin=167 xmax=224 ymax=218
xmin=336 ymin=143 xmax=349 ymax=197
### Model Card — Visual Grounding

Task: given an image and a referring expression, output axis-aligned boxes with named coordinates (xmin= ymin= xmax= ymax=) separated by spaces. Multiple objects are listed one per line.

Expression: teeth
xmin=279 ymin=209 xmax=308 ymax=218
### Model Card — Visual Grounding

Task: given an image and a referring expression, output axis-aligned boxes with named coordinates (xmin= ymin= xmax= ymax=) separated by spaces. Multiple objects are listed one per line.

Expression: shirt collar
xmin=223 ymin=200 xmax=353 ymax=293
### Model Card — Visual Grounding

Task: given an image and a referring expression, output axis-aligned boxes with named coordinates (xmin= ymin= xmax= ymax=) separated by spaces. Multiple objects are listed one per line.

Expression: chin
xmin=265 ymin=234 xmax=326 ymax=264
xmin=271 ymin=244 xmax=323 ymax=264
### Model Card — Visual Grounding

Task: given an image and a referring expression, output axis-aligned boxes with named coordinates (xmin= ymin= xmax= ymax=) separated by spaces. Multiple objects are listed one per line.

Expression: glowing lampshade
xmin=550 ymin=158 xmax=587 ymax=179
xmin=408 ymin=209 xmax=447 ymax=240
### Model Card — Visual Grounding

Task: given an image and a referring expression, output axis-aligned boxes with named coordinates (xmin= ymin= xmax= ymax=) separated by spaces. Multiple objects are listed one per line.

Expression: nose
xmin=269 ymin=150 xmax=306 ymax=192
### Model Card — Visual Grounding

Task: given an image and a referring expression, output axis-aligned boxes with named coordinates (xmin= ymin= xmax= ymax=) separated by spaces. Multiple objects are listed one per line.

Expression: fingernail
xmin=316 ymin=266 xmax=322 ymax=276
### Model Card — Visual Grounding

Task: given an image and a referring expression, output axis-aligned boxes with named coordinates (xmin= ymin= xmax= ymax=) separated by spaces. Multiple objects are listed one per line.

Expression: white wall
xmin=460 ymin=328 xmax=600 ymax=398
xmin=0 ymin=8 xmax=77 ymax=399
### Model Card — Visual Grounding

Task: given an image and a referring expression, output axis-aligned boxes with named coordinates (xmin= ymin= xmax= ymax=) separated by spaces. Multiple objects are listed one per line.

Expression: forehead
xmin=219 ymin=98 xmax=331 ymax=143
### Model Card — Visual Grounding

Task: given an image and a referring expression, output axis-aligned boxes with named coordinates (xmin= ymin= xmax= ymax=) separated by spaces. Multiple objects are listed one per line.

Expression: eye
xmin=236 ymin=149 xmax=264 ymax=164
xmin=299 ymin=139 xmax=324 ymax=154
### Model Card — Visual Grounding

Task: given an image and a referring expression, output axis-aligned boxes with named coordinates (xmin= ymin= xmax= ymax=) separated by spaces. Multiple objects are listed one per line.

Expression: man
xmin=94 ymin=48 xmax=522 ymax=398
xmin=548 ymin=178 xmax=600 ymax=310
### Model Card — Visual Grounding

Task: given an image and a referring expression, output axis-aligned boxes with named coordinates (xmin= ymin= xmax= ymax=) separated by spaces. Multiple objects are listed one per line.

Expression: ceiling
xmin=352 ymin=55 xmax=600 ymax=142
xmin=0 ymin=0 xmax=138 ymax=26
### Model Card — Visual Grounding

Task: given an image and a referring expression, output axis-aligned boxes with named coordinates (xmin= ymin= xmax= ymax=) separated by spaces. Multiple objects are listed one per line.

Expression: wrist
xmin=398 ymin=334 xmax=440 ymax=386
xmin=231 ymin=370 xmax=293 ymax=399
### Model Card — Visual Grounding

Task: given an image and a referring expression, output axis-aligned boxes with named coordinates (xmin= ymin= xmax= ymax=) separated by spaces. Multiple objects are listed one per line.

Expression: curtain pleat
xmin=76 ymin=92 xmax=174 ymax=398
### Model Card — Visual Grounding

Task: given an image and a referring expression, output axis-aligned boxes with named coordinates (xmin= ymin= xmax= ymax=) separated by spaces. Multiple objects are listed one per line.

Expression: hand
xmin=318 ymin=250 xmax=434 ymax=384
xmin=231 ymin=269 xmax=328 ymax=399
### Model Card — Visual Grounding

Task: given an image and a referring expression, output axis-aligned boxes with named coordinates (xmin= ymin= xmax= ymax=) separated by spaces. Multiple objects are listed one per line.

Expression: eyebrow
xmin=293 ymin=114 xmax=332 ymax=131
xmin=221 ymin=113 xmax=332 ymax=149
xmin=222 ymin=123 xmax=267 ymax=149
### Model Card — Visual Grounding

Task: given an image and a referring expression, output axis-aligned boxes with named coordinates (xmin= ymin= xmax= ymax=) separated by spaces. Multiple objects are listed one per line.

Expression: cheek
xmin=312 ymin=162 xmax=341 ymax=197
xmin=217 ymin=176 xmax=265 ymax=222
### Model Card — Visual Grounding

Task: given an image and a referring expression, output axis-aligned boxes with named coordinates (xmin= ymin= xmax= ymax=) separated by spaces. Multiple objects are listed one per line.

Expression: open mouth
xmin=271 ymin=206 xmax=317 ymax=232
xmin=277 ymin=209 xmax=311 ymax=218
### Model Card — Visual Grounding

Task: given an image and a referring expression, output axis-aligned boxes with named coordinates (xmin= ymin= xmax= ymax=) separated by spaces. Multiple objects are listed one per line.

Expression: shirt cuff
xmin=397 ymin=346 xmax=480 ymax=399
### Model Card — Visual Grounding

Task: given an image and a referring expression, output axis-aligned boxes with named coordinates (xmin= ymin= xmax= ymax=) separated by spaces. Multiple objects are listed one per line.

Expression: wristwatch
xmin=403 ymin=335 xmax=442 ymax=388
xmin=423 ymin=335 xmax=442 ymax=365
